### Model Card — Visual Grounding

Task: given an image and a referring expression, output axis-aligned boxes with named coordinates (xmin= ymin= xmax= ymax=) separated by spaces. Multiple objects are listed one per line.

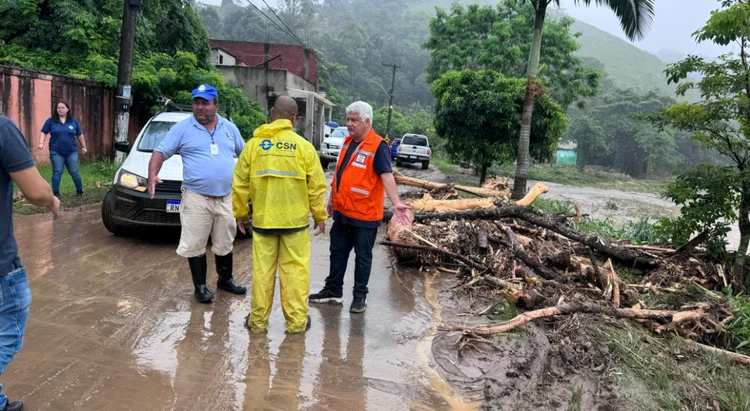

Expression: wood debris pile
xmin=385 ymin=173 xmax=750 ymax=365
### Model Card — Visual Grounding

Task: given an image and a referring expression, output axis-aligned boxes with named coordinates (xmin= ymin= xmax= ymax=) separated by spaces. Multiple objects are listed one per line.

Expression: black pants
xmin=324 ymin=221 xmax=378 ymax=298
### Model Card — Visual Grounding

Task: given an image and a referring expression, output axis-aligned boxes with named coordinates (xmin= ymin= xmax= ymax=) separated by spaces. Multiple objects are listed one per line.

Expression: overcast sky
xmin=202 ymin=0 xmax=733 ymax=59
xmin=559 ymin=0 xmax=731 ymax=59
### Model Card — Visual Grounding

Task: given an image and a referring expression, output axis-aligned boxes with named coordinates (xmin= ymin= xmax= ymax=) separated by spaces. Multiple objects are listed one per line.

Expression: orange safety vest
xmin=332 ymin=128 xmax=385 ymax=222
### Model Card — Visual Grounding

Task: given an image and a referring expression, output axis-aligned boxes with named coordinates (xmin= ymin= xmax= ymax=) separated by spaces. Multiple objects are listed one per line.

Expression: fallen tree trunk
xmin=407 ymin=194 xmax=497 ymax=213
xmin=440 ymin=302 xmax=701 ymax=336
xmin=416 ymin=206 xmax=657 ymax=269
xmin=515 ymin=183 xmax=549 ymax=207
xmin=393 ymin=170 xmax=510 ymax=198
xmin=483 ymin=177 xmax=509 ymax=191
xmin=683 ymin=339 xmax=750 ymax=366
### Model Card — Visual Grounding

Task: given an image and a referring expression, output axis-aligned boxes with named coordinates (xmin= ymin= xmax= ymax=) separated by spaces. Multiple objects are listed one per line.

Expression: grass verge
xmin=490 ymin=164 xmax=669 ymax=194
xmin=431 ymin=157 xmax=669 ymax=194
xmin=571 ymin=217 xmax=668 ymax=244
xmin=13 ymin=160 xmax=118 ymax=215
xmin=532 ymin=198 xmax=669 ymax=244
xmin=594 ymin=320 xmax=750 ymax=411
xmin=491 ymin=163 xmax=669 ymax=195
xmin=430 ymin=155 xmax=461 ymax=177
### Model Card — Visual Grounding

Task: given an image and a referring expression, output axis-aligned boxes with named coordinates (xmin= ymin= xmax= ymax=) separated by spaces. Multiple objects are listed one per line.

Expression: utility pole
xmin=382 ymin=63 xmax=399 ymax=143
xmin=113 ymin=0 xmax=141 ymax=163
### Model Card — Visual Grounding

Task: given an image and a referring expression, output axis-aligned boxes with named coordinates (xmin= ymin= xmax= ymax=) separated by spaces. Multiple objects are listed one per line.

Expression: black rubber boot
xmin=4 ymin=400 xmax=24 ymax=411
xmin=188 ymin=255 xmax=214 ymax=303
xmin=216 ymin=252 xmax=247 ymax=294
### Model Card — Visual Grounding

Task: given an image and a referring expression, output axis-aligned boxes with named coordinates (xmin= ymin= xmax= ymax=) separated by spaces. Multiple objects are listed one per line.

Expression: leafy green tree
xmin=200 ymin=0 xmax=435 ymax=108
xmin=0 ymin=0 xmax=263 ymax=141
xmin=1 ymin=0 xmax=210 ymax=71
xmin=372 ymin=106 xmax=433 ymax=139
xmin=132 ymin=52 xmax=265 ymax=138
xmin=655 ymin=165 xmax=738 ymax=258
xmin=423 ymin=1 xmax=599 ymax=108
xmin=510 ymin=0 xmax=655 ymax=199
xmin=565 ymin=87 xmax=681 ymax=177
xmin=567 ymin=116 xmax=606 ymax=172
xmin=646 ymin=0 xmax=750 ymax=289
xmin=432 ymin=70 xmax=566 ymax=185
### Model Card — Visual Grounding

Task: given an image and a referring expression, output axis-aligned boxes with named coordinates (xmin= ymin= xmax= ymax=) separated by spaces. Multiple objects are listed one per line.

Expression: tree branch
xmin=440 ymin=302 xmax=701 ymax=336
xmin=496 ymin=222 xmax=558 ymax=280
xmin=415 ymin=206 xmax=657 ymax=269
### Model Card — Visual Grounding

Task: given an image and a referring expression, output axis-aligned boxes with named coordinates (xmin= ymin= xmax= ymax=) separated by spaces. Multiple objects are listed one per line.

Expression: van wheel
xmin=101 ymin=188 xmax=124 ymax=235
xmin=396 ymin=159 xmax=403 ymax=167
xmin=320 ymin=158 xmax=329 ymax=169
xmin=422 ymin=160 xmax=430 ymax=170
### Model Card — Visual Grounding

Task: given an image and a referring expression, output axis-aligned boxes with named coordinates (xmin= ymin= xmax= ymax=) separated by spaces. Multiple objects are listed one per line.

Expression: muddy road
xmin=6 ymin=199 xmax=476 ymax=410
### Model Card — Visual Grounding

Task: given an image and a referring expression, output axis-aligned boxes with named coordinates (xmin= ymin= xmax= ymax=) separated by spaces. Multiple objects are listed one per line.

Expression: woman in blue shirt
xmin=37 ymin=102 xmax=88 ymax=197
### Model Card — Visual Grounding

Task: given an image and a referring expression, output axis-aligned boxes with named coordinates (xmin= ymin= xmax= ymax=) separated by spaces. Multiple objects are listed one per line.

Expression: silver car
xmin=319 ymin=126 xmax=348 ymax=169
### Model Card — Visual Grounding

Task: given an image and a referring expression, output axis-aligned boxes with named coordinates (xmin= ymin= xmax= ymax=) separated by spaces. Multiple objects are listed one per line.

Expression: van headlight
xmin=118 ymin=170 xmax=148 ymax=192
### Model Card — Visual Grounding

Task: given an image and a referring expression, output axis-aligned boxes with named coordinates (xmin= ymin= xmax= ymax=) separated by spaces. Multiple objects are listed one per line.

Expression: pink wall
xmin=0 ymin=65 xmax=115 ymax=163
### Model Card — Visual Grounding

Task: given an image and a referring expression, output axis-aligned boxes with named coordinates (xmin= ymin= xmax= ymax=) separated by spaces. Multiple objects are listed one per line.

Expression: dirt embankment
xmin=434 ymin=283 xmax=619 ymax=411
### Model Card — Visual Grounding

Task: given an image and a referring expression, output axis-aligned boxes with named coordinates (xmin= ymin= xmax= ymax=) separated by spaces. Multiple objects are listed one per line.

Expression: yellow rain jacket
xmin=232 ymin=119 xmax=327 ymax=333
xmin=232 ymin=119 xmax=328 ymax=227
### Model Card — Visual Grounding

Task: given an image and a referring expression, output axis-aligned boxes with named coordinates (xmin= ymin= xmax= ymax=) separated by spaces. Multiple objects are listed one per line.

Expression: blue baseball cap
xmin=192 ymin=84 xmax=218 ymax=100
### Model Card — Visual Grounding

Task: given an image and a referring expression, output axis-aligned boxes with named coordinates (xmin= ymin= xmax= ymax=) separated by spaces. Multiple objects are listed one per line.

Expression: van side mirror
xmin=114 ymin=141 xmax=131 ymax=154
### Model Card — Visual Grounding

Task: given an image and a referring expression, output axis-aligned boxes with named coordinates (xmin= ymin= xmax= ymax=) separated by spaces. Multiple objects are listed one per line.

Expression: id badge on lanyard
xmin=209 ymin=127 xmax=219 ymax=156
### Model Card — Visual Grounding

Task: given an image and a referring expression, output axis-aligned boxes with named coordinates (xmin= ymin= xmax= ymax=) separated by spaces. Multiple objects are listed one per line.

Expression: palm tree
xmin=510 ymin=0 xmax=656 ymax=199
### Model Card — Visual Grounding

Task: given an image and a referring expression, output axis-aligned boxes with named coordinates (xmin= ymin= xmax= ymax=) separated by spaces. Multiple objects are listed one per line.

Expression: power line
xmin=238 ymin=0 xmax=298 ymax=45
xmin=259 ymin=0 xmax=306 ymax=47
xmin=235 ymin=0 xmax=359 ymax=91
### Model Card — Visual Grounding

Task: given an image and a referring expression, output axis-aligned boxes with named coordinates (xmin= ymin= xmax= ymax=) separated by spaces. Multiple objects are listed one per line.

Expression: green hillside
xmin=412 ymin=1 xmax=695 ymax=101
xmin=570 ymin=19 xmax=698 ymax=101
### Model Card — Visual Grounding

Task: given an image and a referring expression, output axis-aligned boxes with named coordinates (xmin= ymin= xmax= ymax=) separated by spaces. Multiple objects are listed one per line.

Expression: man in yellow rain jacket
xmin=232 ymin=96 xmax=328 ymax=333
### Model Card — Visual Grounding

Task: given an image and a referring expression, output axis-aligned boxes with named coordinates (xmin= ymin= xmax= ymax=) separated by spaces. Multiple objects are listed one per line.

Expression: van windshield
xmin=137 ymin=121 xmax=178 ymax=152
xmin=331 ymin=128 xmax=348 ymax=138
xmin=402 ymin=136 xmax=428 ymax=146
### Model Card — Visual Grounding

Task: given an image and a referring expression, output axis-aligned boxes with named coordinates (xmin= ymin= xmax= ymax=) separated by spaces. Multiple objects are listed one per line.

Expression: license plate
xmin=409 ymin=155 xmax=417 ymax=159
xmin=166 ymin=201 xmax=180 ymax=213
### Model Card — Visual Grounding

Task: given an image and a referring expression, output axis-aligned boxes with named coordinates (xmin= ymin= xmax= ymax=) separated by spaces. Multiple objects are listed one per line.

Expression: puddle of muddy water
xmin=7 ymin=206 xmax=465 ymax=410
xmin=416 ymin=273 xmax=482 ymax=411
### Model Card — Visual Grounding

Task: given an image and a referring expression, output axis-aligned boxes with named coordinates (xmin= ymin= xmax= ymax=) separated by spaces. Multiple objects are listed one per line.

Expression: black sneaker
xmin=350 ymin=297 xmax=367 ymax=313
xmin=53 ymin=190 xmax=60 ymax=198
xmin=309 ymin=289 xmax=343 ymax=304
xmin=76 ymin=190 xmax=84 ymax=197
xmin=4 ymin=400 xmax=24 ymax=411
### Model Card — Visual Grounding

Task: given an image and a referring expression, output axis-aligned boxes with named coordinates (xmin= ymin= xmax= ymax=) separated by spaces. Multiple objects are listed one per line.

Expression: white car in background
xmin=319 ymin=126 xmax=348 ymax=169
xmin=396 ymin=133 xmax=432 ymax=170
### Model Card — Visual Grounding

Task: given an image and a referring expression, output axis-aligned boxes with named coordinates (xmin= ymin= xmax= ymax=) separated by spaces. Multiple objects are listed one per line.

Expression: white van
xmin=101 ymin=111 xmax=249 ymax=235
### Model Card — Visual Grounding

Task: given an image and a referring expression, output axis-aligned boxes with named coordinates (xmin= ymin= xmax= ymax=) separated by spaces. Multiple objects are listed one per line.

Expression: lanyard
xmin=207 ymin=125 xmax=217 ymax=144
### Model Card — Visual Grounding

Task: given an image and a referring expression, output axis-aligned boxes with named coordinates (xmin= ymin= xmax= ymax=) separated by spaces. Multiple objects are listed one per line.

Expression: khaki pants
xmin=177 ymin=189 xmax=236 ymax=258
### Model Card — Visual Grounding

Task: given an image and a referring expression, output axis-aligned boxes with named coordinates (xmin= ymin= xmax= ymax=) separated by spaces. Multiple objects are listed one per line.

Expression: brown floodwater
xmin=6 ymin=206 xmax=474 ymax=410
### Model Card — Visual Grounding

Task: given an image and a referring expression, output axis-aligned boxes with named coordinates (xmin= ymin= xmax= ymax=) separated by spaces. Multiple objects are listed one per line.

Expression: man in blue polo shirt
xmin=148 ymin=84 xmax=248 ymax=303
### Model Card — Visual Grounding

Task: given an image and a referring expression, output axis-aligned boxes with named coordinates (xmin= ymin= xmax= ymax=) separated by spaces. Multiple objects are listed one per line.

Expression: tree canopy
xmin=432 ymin=70 xmax=566 ymax=184
xmin=423 ymin=0 xmax=599 ymax=108
xmin=0 ymin=0 xmax=265 ymax=137
xmin=645 ymin=0 xmax=750 ymax=289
